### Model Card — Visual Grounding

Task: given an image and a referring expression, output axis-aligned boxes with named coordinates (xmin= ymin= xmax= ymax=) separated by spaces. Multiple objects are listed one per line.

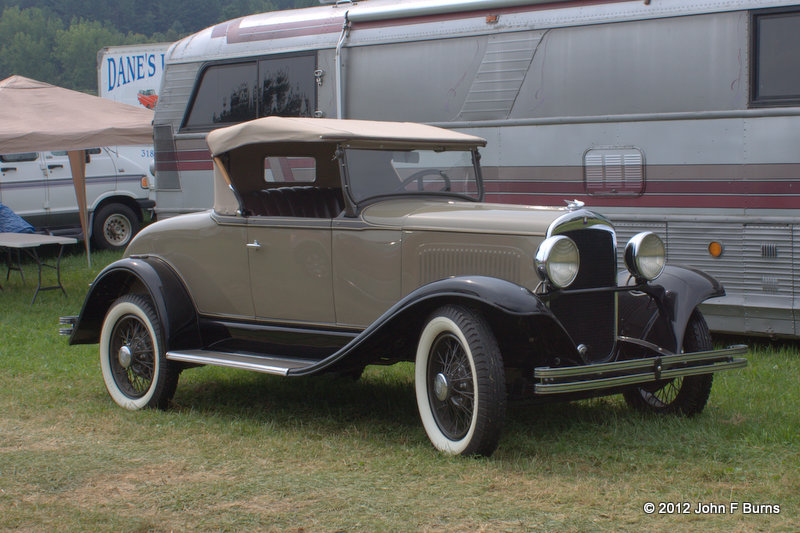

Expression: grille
xmin=548 ymin=227 xmax=617 ymax=362
xmin=419 ymin=245 xmax=522 ymax=285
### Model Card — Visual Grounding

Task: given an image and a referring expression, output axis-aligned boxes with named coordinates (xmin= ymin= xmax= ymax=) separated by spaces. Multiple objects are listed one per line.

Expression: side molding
xmin=68 ymin=256 xmax=201 ymax=350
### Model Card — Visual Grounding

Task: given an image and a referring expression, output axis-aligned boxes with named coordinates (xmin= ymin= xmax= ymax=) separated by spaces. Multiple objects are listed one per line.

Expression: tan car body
xmin=65 ymin=117 xmax=747 ymax=457
xmin=126 ymin=199 xmax=559 ymax=328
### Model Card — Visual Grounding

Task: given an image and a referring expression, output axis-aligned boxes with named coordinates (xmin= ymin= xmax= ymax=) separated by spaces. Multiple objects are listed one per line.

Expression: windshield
xmin=343 ymin=148 xmax=482 ymax=204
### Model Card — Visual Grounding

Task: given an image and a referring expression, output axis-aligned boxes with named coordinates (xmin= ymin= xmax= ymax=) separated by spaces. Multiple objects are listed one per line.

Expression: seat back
xmin=240 ymin=187 xmax=344 ymax=218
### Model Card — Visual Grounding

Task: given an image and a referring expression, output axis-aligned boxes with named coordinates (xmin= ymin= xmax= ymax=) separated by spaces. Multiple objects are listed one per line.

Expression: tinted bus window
xmin=258 ymin=54 xmax=315 ymax=118
xmin=185 ymin=62 xmax=258 ymax=129
xmin=752 ymin=9 xmax=800 ymax=105
xmin=184 ymin=54 xmax=316 ymax=131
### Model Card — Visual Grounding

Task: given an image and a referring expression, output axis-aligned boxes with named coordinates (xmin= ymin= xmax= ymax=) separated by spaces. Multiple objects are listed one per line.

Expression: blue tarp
xmin=0 ymin=202 xmax=34 ymax=233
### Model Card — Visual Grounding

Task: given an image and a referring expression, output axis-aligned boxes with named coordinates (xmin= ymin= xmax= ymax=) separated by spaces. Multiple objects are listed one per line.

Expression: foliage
xmin=0 ymin=0 xmax=316 ymax=92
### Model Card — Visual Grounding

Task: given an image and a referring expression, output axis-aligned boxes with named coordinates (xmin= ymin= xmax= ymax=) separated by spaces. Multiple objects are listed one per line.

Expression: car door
xmin=247 ymin=218 xmax=335 ymax=324
xmin=245 ymin=156 xmax=336 ymax=324
xmin=0 ymin=152 xmax=48 ymax=228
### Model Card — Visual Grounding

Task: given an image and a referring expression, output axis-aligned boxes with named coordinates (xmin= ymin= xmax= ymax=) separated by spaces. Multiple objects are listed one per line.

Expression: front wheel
xmin=92 ymin=203 xmax=140 ymax=250
xmin=623 ymin=309 xmax=713 ymax=416
xmin=99 ymin=294 xmax=179 ymax=410
xmin=415 ymin=305 xmax=506 ymax=456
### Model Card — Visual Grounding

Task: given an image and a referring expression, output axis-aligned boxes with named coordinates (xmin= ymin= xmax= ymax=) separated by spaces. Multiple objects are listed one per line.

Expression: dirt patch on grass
xmin=24 ymin=462 xmax=222 ymax=511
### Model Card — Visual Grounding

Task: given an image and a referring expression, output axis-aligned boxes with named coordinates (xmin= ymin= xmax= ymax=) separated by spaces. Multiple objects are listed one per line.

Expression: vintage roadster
xmin=62 ymin=117 xmax=746 ymax=456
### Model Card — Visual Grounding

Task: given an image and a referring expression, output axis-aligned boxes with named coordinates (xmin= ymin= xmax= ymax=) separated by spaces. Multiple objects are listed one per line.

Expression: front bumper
xmin=534 ymin=344 xmax=747 ymax=395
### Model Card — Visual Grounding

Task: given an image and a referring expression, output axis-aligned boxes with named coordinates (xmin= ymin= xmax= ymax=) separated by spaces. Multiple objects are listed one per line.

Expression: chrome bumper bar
xmin=59 ymin=315 xmax=77 ymax=336
xmin=534 ymin=345 xmax=747 ymax=395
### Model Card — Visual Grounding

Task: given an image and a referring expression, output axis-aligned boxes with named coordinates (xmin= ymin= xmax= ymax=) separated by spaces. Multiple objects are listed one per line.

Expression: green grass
xmin=0 ymin=246 xmax=797 ymax=532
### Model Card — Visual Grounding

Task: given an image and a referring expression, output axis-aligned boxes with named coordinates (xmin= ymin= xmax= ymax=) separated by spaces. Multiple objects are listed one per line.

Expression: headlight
xmin=535 ymin=236 xmax=580 ymax=288
xmin=624 ymin=232 xmax=666 ymax=281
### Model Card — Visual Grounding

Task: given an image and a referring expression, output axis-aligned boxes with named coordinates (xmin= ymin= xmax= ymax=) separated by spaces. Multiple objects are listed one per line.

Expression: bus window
xmin=751 ymin=8 xmax=800 ymax=106
xmin=258 ymin=54 xmax=315 ymax=118
xmin=184 ymin=54 xmax=316 ymax=131
xmin=184 ymin=62 xmax=258 ymax=129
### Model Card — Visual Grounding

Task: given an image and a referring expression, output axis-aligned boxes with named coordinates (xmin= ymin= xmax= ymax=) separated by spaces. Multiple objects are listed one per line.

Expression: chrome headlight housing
xmin=624 ymin=232 xmax=666 ymax=281
xmin=535 ymin=236 xmax=580 ymax=288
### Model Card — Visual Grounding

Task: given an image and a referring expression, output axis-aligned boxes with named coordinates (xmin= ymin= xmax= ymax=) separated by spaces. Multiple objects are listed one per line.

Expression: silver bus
xmin=153 ymin=0 xmax=800 ymax=338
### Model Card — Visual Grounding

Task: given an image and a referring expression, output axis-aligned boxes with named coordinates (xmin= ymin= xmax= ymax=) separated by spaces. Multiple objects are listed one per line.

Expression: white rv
xmin=152 ymin=0 xmax=800 ymax=338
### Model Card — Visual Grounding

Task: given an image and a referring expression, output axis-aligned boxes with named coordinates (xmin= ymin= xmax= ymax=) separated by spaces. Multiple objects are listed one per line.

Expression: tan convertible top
xmin=206 ymin=116 xmax=486 ymax=156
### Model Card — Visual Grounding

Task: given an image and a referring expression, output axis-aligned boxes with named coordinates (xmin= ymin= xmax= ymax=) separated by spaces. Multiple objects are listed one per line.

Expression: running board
xmin=166 ymin=350 xmax=317 ymax=376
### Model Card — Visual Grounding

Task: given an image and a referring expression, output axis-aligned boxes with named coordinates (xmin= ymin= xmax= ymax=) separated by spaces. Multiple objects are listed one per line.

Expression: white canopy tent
xmin=0 ymin=75 xmax=155 ymax=266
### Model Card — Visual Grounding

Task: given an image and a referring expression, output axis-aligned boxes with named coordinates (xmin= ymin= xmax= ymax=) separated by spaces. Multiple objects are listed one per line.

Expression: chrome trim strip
xmin=430 ymin=107 xmax=800 ymax=130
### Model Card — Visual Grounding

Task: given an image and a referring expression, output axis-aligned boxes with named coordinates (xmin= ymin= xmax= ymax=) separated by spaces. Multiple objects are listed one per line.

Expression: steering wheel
xmin=396 ymin=169 xmax=451 ymax=192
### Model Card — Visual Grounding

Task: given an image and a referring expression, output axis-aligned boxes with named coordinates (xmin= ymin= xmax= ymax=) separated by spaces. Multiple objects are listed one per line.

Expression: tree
xmin=0 ymin=1 xmax=319 ymax=92
xmin=54 ymin=18 xmax=141 ymax=92
xmin=0 ymin=6 xmax=62 ymax=82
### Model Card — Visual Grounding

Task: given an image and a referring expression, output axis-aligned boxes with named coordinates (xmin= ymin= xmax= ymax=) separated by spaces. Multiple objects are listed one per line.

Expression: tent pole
xmin=67 ymin=150 xmax=91 ymax=269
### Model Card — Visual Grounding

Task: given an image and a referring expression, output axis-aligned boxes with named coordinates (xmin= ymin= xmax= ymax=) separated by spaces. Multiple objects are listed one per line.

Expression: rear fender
xmin=618 ymin=265 xmax=724 ymax=352
xmin=69 ymin=256 xmax=200 ymax=350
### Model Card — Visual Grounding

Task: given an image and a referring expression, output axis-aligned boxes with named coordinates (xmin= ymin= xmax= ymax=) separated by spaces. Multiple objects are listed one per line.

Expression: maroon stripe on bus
xmin=486 ymin=193 xmax=800 ymax=210
xmin=483 ymin=179 xmax=800 ymax=196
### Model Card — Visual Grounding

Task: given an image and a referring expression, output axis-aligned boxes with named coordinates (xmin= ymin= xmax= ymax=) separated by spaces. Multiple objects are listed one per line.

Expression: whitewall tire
xmin=415 ymin=305 xmax=506 ymax=456
xmin=99 ymin=294 xmax=178 ymax=410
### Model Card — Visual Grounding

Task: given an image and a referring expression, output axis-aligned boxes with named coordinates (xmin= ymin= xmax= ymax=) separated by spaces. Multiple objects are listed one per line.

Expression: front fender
xmin=68 ymin=256 xmax=201 ymax=350
xmin=618 ymin=265 xmax=724 ymax=352
xmin=290 ymin=275 xmax=577 ymax=375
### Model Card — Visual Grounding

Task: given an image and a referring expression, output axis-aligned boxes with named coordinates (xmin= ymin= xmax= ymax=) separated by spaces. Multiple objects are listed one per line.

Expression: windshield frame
xmin=339 ymin=145 xmax=485 ymax=213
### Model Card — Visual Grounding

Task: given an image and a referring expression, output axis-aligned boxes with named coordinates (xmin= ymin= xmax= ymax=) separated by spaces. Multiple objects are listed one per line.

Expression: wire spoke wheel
xmin=100 ymin=295 xmax=179 ymax=410
xmin=109 ymin=315 xmax=155 ymax=398
xmin=623 ymin=309 xmax=714 ymax=416
xmin=427 ymin=333 xmax=475 ymax=440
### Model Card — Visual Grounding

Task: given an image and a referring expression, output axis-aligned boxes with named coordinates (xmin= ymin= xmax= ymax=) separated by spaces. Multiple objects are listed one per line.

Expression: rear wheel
xmin=623 ymin=309 xmax=713 ymax=416
xmin=92 ymin=203 xmax=140 ymax=250
xmin=99 ymin=294 xmax=179 ymax=410
xmin=415 ymin=305 xmax=506 ymax=456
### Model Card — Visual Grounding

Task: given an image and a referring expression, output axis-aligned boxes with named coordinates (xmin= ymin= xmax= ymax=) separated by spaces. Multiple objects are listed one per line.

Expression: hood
xmin=361 ymin=199 xmax=568 ymax=236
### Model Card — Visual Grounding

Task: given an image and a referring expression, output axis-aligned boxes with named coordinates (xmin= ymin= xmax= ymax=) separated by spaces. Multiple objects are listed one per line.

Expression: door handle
xmin=1 ymin=167 xmax=16 ymax=172
xmin=246 ymin=240 xmax=261 ymax=249
xmin=48 ymin=164 xmax=64 ymax=170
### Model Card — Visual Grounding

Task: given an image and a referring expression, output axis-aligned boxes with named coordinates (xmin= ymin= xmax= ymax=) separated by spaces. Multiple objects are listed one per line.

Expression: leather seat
xmin=240 ymin=187 xmax=344 ymax=218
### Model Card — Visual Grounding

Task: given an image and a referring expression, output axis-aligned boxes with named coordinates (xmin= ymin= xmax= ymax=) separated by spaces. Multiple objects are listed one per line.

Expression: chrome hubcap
xmin=433 ymin=372 xmax=450 ymax=402
xmin=118 ymin=345 xmax=132 ymax=369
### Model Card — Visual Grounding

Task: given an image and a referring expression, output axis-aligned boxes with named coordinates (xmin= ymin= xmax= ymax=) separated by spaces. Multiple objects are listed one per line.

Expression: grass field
xmin=0 ymin=247 xmax=797 ymax=532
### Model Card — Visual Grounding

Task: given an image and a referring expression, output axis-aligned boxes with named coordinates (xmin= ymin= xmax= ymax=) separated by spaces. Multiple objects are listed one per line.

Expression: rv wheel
xmin=92 ymin=203 xmax=140 ymax=250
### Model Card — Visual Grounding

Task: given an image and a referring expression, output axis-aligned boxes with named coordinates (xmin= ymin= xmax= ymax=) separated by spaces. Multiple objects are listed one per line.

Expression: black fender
xmin=290 ymin=275 xmax=577 ymax=376
xmin=68 ymin=256 xmax=201 ymax=351
xmin=617 ymin=265 xmax=724 ymax=353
